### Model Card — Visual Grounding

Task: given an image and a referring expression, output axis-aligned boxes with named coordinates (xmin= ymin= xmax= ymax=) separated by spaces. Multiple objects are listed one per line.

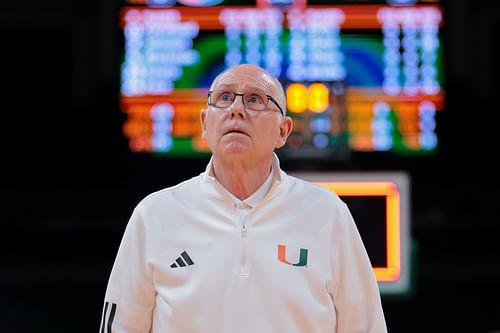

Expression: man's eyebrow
xmin=247 ymin=86 xmax=268 ymax=94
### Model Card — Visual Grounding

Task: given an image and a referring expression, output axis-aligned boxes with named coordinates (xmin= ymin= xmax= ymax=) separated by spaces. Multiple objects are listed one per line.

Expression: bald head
xmin=210 ymin=64 xmax=286 ymax=116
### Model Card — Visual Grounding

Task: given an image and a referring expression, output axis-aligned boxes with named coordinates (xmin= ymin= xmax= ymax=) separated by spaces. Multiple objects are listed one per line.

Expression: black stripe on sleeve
xmin=100 ymin=302 xmax=109 ymax=333
xmin=107 ymin=303 xmax=117 ymax=333
xmin=181 ymin=251 xmax=194 ymax=265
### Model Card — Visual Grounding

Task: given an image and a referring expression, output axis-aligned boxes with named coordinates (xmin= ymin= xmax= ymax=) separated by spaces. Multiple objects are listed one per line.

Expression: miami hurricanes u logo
xmin=278 ymin=244 xmax=308 ymax=267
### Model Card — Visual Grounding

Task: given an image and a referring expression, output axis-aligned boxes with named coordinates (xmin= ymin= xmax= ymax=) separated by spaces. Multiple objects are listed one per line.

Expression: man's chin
xmin=216 ymin=142 xmax=252 ymax=157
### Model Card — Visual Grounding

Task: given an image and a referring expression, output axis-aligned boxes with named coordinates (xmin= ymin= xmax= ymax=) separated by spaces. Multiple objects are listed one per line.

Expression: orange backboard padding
xmin=315 ymin=181 xmax=401 ymax=282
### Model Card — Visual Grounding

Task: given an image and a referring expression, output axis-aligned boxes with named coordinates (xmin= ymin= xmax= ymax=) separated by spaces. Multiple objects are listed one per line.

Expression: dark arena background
xmin=1 ymin=0 xmax=499 ymax=331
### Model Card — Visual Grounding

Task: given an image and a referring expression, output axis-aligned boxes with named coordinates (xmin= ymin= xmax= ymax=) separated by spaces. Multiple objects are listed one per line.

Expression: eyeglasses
xmin=208 ymin=90 xmax=284 ymax=116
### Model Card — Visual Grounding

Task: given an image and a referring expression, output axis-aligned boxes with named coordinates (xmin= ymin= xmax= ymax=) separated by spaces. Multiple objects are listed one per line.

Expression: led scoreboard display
xmin=120 ymin=0 xmax=444 ymax=158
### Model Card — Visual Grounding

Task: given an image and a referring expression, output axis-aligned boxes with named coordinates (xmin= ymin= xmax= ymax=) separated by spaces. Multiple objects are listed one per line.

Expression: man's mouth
xmin=225 ymin=129 xmax=248 ymax=136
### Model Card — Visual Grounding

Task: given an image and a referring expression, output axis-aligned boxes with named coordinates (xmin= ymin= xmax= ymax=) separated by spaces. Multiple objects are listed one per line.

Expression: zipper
xmin=240 ymin=224 xmax=249 ymax=277
xmin=235 ymin=203 xmax=249 ymax=277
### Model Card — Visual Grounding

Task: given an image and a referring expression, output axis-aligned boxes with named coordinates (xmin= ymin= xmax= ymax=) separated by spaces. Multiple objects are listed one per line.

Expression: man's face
xmin=201 ymin=65 xmax=292 ymax=162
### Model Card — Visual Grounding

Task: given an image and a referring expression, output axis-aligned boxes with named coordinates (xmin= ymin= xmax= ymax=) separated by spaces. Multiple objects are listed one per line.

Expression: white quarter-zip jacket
xmin=101 ymin=154 xmax=387 ymax=332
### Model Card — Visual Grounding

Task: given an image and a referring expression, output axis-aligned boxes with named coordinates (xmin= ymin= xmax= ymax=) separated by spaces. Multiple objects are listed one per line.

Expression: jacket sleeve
xmin=329 ymin=202 xmax=388 ymax=333
xmin=100 ymin=205 xmax=156 ymax=333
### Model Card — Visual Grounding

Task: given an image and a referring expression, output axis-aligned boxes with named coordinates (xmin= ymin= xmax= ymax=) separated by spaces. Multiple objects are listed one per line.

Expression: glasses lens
xmin=243 ymin=93 xmax=267 ymax=111
xmin=211 ymin=91 xmax=234 ymax=108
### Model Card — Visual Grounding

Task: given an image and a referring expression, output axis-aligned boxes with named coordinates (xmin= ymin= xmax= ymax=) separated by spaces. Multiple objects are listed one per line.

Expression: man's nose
xmin=229 ymin=95 xmax=246 ymax=119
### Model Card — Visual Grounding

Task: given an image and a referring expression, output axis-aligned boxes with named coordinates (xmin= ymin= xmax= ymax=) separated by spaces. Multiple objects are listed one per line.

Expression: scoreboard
xmin=119 ymin=0 xmax=445 ymax=158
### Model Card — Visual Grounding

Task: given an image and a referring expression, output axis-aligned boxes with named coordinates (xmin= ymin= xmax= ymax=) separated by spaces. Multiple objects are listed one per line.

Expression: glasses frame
xmin=208 ymin=91 xmax=284 ymax=116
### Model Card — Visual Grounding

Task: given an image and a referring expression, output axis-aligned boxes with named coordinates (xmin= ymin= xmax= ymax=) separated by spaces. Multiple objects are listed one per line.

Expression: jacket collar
xmin=201 ymin=153 xmax=284 ymax=202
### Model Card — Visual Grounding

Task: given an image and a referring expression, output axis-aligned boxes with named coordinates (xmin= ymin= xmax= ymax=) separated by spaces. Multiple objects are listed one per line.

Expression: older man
xmin=101 ymin=64 xmax=387 ymax=332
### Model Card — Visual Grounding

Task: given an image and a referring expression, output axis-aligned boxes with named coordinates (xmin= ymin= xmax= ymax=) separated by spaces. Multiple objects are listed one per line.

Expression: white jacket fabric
xmin=101 ymin=154 xmax=387 ymax=333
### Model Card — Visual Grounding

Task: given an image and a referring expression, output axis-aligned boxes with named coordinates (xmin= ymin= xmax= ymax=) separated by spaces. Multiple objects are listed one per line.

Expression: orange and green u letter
xmin=278 ymin=244 xmax=308 ymax=267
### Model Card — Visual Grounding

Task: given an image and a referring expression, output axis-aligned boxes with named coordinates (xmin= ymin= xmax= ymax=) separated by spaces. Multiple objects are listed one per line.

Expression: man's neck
xmin=212 ymin=155 xmax=273 ymax=201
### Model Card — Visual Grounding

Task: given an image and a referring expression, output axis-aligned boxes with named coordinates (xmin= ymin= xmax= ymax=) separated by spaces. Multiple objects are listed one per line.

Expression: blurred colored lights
xmin=308 ymin=83 xmax=330 ymax=113
xmin=286 ymin=83 xmax=308 ymax=113
xmin=286 ymin=83 xmax=330 ymax=114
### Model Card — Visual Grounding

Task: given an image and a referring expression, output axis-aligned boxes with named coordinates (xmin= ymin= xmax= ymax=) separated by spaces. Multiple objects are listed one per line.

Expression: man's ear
xmin=200 ymin=108 xmax=207 ymax=139
xmin=276 ymin=116 xmax=293 ymax=149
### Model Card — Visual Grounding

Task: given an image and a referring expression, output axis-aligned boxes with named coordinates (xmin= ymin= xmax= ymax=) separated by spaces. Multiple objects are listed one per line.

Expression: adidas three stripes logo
xmin=100 ymin=301 xmax=116 ymax=333
xmin=170 ymin=251 xmax=194 ymax=268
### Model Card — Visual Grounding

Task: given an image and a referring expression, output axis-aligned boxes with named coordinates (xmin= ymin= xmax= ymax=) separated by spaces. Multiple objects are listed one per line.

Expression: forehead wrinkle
xmin=214 ymin=83 xmax=269 ymax=95
xmin=215 ymin=68 xmax=273 ymax=88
